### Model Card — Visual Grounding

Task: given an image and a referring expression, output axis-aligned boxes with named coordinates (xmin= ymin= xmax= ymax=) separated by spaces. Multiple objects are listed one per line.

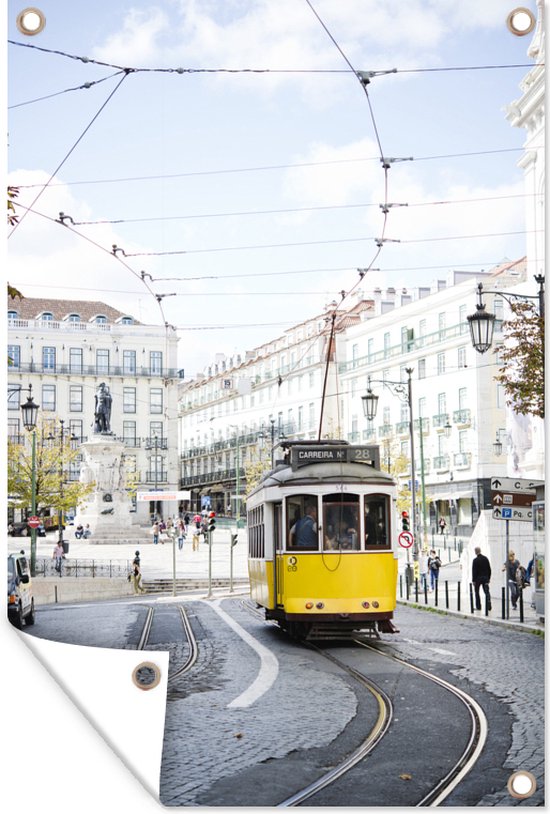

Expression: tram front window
xmin=365 ymin=495 xmax=390 ymax=549
xmin=287 ymin=495 xmax=319 ymax=550
xmin=323 ymin=494 xmax=360 ymax=551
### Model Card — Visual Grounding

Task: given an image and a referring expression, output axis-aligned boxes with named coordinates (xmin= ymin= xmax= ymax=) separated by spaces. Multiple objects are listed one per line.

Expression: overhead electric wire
xmin=68 ymin=191 xmax=538 ymax=226
xmin=7 ymin=70 xmax=128 ymax=108
xmin=14 ymin=147 xmax=526 ymax=189
xmin=8 ymin=70 xmax=132 ymax=237
xmin=8 ymin=39 xmax=535 ymax=74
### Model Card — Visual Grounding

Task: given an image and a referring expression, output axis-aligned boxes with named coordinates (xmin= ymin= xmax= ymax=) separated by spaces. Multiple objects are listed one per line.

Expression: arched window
xmin=67 ymin=313 xmax=80 ymax=323
xmin=40 ymin=312 xmax=53 ymax=321
xmin=120 ymin=316 xmax=133 ymax=325
xmin=94 ymin=315 xmax=107 ymax=324
xmin=7 ymin=310 xmax=18 ymax=320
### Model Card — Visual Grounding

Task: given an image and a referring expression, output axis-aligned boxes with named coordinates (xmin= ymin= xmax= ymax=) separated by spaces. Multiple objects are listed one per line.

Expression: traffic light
xmin=231 ymin=533 xmax=238 ymax=547
xmin=208 ymin=511 xmax=216 ymax=533
xmin=401 ymin=511 xmax=410 ymax=532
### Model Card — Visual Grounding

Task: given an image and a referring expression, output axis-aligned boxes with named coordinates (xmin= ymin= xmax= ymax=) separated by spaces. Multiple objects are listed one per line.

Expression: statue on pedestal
xmin=94 ymin=382 xmax=112 ymax=434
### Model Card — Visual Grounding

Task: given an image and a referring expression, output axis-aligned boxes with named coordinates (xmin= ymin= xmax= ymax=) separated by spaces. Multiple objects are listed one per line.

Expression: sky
xmin=6 ymin=0 xmax=541 ymax=377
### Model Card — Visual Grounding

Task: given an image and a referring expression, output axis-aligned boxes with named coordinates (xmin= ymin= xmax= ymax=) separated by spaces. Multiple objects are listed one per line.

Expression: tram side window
xmin=364 ymin=495 xmax=390 ymax=549
xmin=247 ymin=505 xmax=265 ymax=558
xmin=322 ymin=494 xmax=360 ymax=550
xmin=287 ymin=495 xmax=319 ymax=550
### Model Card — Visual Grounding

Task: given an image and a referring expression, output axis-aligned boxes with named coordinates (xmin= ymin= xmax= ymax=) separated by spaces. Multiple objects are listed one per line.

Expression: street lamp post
xmin=362 ymin=368 xmax=418 ymax=570
xmin=20 ymin=385 xmax=40 ymax=576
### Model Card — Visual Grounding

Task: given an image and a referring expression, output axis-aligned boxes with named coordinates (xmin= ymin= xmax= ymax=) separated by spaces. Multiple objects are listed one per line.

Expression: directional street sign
xmin=492 ymin=506 xmax=533 ymax=523
xmin=491 ymin=476 xmax=539 ymax=522
xmin=490 ymin=477 xmax=541 ymax=494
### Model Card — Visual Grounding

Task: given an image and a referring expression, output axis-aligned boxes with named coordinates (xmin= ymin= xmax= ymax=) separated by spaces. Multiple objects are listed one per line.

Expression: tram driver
xmin=289 ymin=503 xmax=318 ymax=548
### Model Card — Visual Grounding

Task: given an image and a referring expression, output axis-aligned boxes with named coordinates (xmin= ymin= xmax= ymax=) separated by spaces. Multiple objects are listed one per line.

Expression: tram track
xmin=136 ymin=602 xmax=199 ymax=685
xmin=239 ymin=597 xmax=487 ymax=807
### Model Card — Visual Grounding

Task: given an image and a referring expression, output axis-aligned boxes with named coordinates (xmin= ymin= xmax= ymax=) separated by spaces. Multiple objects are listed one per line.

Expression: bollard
xmin=519 ymin=590 xmax=524 ymax=623
xmin=457 ymin=580 xmax=461 ymax=612
xmin=54 ymin=585 xmax=58 ymax=604
xmin=469 ymin=583 xmax=474 ymax=613
xmin=434 ymin=580 xmax=439 ymax=606
xmin=406 ymin=576 xmax=410 ymax=600
xmin=501 ymin=586 xmax=506 ymax=620
xmin=424 ymin=581 xmax=428 ymax=605
xmin=445 ymin=580 xmax=449 ymax=609
xmin=399 ymin=574 xmax=403 ymax=599
xmin=414 ymin=579 xmax=419 ymax=602
xmin=485 ymin=589 xmax=490 ymax=617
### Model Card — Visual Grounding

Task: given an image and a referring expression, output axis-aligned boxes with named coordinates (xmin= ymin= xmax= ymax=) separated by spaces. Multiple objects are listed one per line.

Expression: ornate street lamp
xmin=467 ymin=275 xmax=544 ymax=354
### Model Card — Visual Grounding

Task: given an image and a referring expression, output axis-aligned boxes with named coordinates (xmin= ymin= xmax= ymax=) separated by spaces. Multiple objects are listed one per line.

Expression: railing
xmin=433 ymin=455 xmax=450 ymax=471
xmin=8 ymin=362 xmax=179 ymax=378
xmin=453 ymin=409 xmax=471 ymax=425
xmin=34 ymin=557 xmax=132 ymax=578
xmin=145 ymin=471 xmax=168 ymax=482
xmin=432 ymin=413 xmax=450 ymax=429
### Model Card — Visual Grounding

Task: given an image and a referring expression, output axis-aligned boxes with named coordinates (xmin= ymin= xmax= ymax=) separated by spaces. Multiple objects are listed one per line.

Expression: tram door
xmin=273 ymin=502 xmax=284 ymax=605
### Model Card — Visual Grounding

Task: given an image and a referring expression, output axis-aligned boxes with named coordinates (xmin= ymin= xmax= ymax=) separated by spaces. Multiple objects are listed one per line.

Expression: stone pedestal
xmin=74 ymin=434 xmax=142 ymax=545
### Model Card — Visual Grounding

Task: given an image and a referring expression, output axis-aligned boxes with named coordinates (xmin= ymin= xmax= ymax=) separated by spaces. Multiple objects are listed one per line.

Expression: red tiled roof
xmin=7 ymin=295 xmax=139 ymax=324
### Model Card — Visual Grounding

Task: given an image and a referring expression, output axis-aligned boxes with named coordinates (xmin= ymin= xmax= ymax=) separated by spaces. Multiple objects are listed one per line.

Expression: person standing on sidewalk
xmin=438 ymin=517 xmax=447 ymax=535
xmin=131 ymin=552 xmax=146 ymax=594
xmin=472 ymin=547 xmax=492 ymax=611
xmin=419 ymin=550 xmax=429 ymax=591
xmin=428 ymin=549 xmax=441 ymax=591
xmin=503 ymin=550 xmax=521 ymax=610
xmin=152 ymin=521 xmax=160 ymax=545
xmin=52 ymin=541 xmax=65 ymax=576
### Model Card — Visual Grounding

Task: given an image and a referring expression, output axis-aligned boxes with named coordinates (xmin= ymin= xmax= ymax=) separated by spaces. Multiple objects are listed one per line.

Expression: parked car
xmin=7 ymin=551 xmax=35 ymax=628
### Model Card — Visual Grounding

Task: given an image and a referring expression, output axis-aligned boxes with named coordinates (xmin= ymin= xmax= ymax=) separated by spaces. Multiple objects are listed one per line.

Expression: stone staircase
xmin=141 ymin=577 xmax=249 ymax=594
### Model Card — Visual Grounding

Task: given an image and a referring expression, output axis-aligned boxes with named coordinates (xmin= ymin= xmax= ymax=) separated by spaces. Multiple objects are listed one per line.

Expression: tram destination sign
xmin=290 ymin=445 xmax=380 ymax=470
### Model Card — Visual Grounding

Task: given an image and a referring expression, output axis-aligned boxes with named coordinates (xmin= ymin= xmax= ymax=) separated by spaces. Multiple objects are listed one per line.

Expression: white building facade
xmin=7 ymin=297 xmax=180 ymax=525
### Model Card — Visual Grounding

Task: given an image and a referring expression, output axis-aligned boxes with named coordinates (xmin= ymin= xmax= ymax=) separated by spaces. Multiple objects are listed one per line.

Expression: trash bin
xmin=62 ymin=540 xmax=69 ymax=554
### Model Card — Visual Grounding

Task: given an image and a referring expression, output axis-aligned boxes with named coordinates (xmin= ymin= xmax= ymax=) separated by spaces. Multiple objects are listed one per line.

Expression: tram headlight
xmin=372 ymin=601 xmax=379 ymax=608
xmin=362 ymin=601 xmax=370 ymax=609
xmin=316 ymin=602 xmax=324 ymax=609
xmin=305 ymin=601 xmax=314 ymax=609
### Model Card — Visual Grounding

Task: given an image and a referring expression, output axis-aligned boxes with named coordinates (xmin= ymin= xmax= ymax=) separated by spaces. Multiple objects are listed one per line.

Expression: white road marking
xmin=205 ymin=599 xmax=279 ymax=709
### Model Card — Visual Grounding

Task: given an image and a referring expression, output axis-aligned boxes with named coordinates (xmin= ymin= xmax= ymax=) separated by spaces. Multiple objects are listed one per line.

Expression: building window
xmin=367 ymin=338 xmax=374 ymax=361
xmin=42 ymin=384 xmax=56 ymax=411
xmin=459 ymin=387 xmax=467 ymax=409
xmin=8 ymin=310 xmax=18 ymax=320
xmin=8 ymin=418 xmax=20 ymax=438
xmin=40 ymin=312 xmax=53 ymax=322
xmin=95 ymin=315 xmax=107 ymax=324
xmin=383 ymin=332 xmax=390 ymax=358
xmin=458 ymin=345 xmax=467 ymax=368
xmin=8 ymin=345 xmax=20 ymax=369
xmin=418 ymin=358 xmax=426 ymax=379
xmin=69 ymin=420 xmax=83 ymax=441
xmin=150 ymin=351 xmax=163 ymax=375
xmin=123 ymin=421 xmax=137 ymax=445
xmin=459 ymin=430 xmax=468 ymax=453
xmin=68 ymin=313 xmax=80 ymax=323
xmin=121 ymin=316 xmax=133 ymax=325
xmin=438 ymin=312 xmax=446 ymax=338
xmin=69 ymin=347 xmax=83 ymax=373
xmin=123 ymin=387 xmax=136 ymax=413
xmin=69 ymin=385 xmax=83 ymax=412
xmin=459 ymin=304 xmax=467 ymax=334
xmin=150 ymin=388 xmax=163 ymax=414
xmin=96 ymin=349 xmax=110 ymax=374
xmin=150 ymin=421 xmax=163 ymax=440
xmin=42 ymin=346 xmax=56 ymax=371
xmin=8 ymin=387 xmax=20 ymax=411
xmin=437 ymin=392 xmax=446 ymax=414
xmin=437 ymin=352 xmax=446 ymax=375
xmin=123 ymin=350 xmax=136 ymax=374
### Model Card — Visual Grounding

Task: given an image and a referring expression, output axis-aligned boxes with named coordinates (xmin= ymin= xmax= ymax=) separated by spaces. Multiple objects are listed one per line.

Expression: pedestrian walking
xmin=176 ymin=519 xmax=186 ymax=550
xmin=184 ymin=512 xmax=190 ymax=534
xmin=472 ymin=546 xmax=492 ymax=611
xmin=428 ymin=549 xmax=441 ymax=591
xmin=438 ymin=517 xmax=447 ymax=535
xmin=52 ymin=541 xmax=65 ymax=576
xmin=152 ymin=521 xmax=159 ymax=545
xmin=131 ymin=553 xmax=146 ymax=595
xmin=503 ymin=550 xmax=522 ymax=610
xmin=419 ymin=550 xmax=429 ymax=592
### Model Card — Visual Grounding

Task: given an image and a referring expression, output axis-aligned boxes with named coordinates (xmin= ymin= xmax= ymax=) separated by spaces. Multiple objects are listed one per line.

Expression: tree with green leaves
xmin=8 ymin=419 xmax=96 ymax=520
xmin=494 ymin=301 xmax=544 ymax=419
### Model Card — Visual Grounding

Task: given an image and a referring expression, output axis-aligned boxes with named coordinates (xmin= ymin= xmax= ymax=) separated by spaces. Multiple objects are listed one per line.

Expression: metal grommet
xmin=507 ymin=770 xmax=537 ymax=799
xmin=132 ymin=661 xmax=161 ymax=691
xmin=16 ymin=7 xmax=46 ymax=35
xmin=506 ymin=7 xmax=536 ymax=36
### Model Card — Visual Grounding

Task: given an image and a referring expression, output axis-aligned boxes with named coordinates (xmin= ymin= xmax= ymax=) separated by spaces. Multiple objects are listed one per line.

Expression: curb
xmin=397 ymin=599 xmax=544 ymax=636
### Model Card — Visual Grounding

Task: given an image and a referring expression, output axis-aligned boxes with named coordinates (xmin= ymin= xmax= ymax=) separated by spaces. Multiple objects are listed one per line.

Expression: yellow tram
xmin=247 ymin=440 xmax=399 ymax=639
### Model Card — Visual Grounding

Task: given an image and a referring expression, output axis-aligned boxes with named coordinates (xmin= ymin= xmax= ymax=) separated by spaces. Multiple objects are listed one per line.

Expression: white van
xmin=7 ymin=552 xmax=35 ymax=628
